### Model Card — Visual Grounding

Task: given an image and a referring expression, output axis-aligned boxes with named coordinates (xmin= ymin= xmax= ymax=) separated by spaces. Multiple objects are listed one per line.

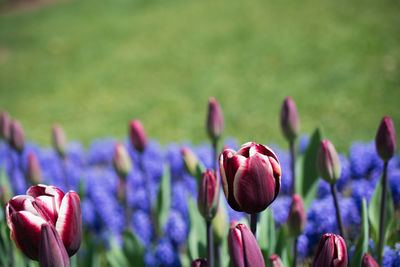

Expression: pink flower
xmin=312 ymin=233 xmax=347 ymax=267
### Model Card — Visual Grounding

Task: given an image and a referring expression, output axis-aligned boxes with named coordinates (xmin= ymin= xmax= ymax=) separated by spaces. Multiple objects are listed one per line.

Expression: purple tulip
xmin=0 ymin=110 xmax=10 ymax=141
xmin=5 ymin=185 xmax=82 ymax=259
xmin=361 ymin=253 xmax=379 ymax=267
xmin=269 ymin=254 xmax=284 ymax=267
xmin=113 ymin=142 xmax=132 ymax=178
xmin=52 ymin=124 xmax=67 ymax=158
xmin=312 ymin=233 xmax=347 ymax=267
xmin=27 ymin=153 xmax=42 ymax=185
xmin=197 ymin=169 xmax=220 ymax=221
xmin=375 ymin=116 xmax=396 ymax=161
xmin=219 ymin=142 xmax=281 ymax=213
xmin=39 ymin=224 xmax=70 ymax=267
xmin=317 ymin=140 xmax=341 ymax=184
xmin=287 ymin=194 xmax=306 ymax=237
xmin=280 ymin=96 xmax=299 ymax=142
xmin=129 ymin=119 xmax=147 ymax=153
xmin=228 ymin=222 xmax=265 ymax=267
xmin=206 ymin=97 xmax=224 ymax=142
xmin=191 ymin=258 xmax=208 ymax=267
xmin=9 ymin=119 xmax=25 ymax=153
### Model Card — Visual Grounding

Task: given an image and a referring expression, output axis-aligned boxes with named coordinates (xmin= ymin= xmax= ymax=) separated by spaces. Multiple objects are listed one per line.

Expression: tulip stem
xmin=289 ymin=140 xmax=296 ymax=195
xmin=330 ymin=184 xmax=344 ymax=238
xmin=212 ymin=140 xmax=218 ymax=175
xmin=206 ymin=220 xmax=214 ymax=267
xmin=293 ymin=237 xmax=298 ymax=267
xmin=8 ymin=232 xmax=14 ymax=267
xmin=377 ymin=160 xmax=389 ymax=266
xmin=215 ymin=243 xmax=221 ymax=267
xmin=61 ymin=157 xmax=69 ymax=189
xmin=250 ymin=213 xmax=257 ymax=235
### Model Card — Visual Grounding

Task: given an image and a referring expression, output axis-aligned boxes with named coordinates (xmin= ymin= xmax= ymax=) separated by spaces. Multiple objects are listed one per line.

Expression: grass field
xmin=0 ymin=0 xmax=399 ymax=151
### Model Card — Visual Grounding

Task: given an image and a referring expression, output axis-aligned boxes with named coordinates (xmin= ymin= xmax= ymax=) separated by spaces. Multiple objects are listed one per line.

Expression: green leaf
xmin=350 ymin=198 xmax=368 ymax=267
xmin=194 ymin=162 xmax=206 ymax=188
xmin=106 ymin=238 xmax=130 ymax=267
xmin=155 ymin=165 xmax=171 ymax=234
xmin=187 ymin=196 xmax=206 ymax=260
xmin=122 ymin=230 xmax=145 ymax=266
xmin=258 ymin=209 xmax=276 ymax=260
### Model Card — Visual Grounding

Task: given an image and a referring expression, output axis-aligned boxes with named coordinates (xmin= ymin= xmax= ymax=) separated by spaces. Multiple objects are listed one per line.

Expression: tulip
xmin=9 ymin=119 xmax=25 ymax=153
xmin=5 ymin=184 xmax=82 ymax=260
xmin=39 ymin=224 xmax=70 ymax=267
xmin=0 ymin=110 xmax=10 ymax=141
xmin=129 ymin=119 xmax=147 ymax=153
xmin=198 ymin=169 xmax=220 ymax=221
xmin=280 ymin=97 xmax=299 ymax=142
xmin=206 ymin=98 xmax=224 ymax=142
xmin=113 ymin=142 xmax=132 ymax=178
xmin=269 ymin=254 xmax=284 ymax=267
xmin=27 ymin=153 xmax=42 ymax=185
xmin=181 ymin=147 xmax=200 ymax=178
xmin=312 ymin=233 xmax=347 ymax=267
xmin=375 ymin=116 xmax=396 ymax=161
xmin=219 ymin=142 xmax=281 ymax=213
xmin=228 ymin=222 xmax=265 ymax=267
xmin=287 ymin=194 xmax=306 ymax=237
xmin=191 ymin=259 xmax=208 ymax=267
xmin=317 ymin=140 xmax=341 ymax=185
xmin=52 ymin=124 xmax=67 ymax=158
xmin=361 ymin=253 xmax=379 ymax=267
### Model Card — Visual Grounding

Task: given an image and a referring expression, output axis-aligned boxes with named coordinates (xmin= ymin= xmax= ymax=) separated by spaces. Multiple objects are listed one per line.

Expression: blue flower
xmin=270 ymin=195 xmax=291 ymax=226
xmin=165 ymin=210 xmax=188 ymax=247
xmin=155 ymin=238 xmax=181 ymax=267
xmin=132 ymin=210 xmax=153 ymax=247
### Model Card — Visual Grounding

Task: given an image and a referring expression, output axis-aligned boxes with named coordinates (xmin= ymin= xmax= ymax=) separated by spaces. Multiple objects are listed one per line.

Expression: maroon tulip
xmin=206 ymin=97 xmax=224 ymax=142
xmin=5 ymin=185 xmax=82 ymax=260
xmin=219 ymin=142 xmax=281 ymax=213
xmin=0 ymin=110 xmax=10 ymax=141
xmin=52 ymin=124 xmax=67 ymax=158
xmin=113 ymin=142 xmax=132 ymax=178
xmin=27 ymin=153 xmax=42 ymax=185
xmin=228 ymin=222 xmax=265 ymax=267
xmin=191 ymin=258 xmax=208 ymax=267
xmin=39 ymin=224 xmax=70 ymax=267
xmin=9 ymin=119 xmax=25 ymax=153
xmin=287 ymin=194 xmax=306 ymax=237
xmin=269 ymin=254 xmax=284 ymax=267
xmin=361 ymin=253 xmax=379 ymax=267
xmin=280 ymin=97 xmax=299 ymax=142
xmin=375 ymin=116 xmax=396 ymax=161
xmin=197 ymin=169 xmax=220 ymax=221
xmin=317 ymin=140 xmax=341 ymax=184
xmin=129 ymin=119 xmax=147 ymax=153
xmin=312 ymin=233 xmax=347 ymax=267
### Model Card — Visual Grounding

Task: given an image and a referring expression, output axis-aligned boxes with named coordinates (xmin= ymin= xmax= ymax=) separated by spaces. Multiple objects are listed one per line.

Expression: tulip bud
xmin=280 ymin=97 xmax=299 ymax=142
xmin=0 ymin=110 xmax=10 ymax=141
xmin=361 ymin=253 xmax=379 ymax=267
xmin=113 ymin=143 xmax=132 ymax=178
xmin=9 ymin=119 xmax=25 ymax=153
xmin=287 ymin=194 xmax=306 ymax=237
xmin=228 ymin=222 xmax=265 ymax=267
xmin=212 ymin=205 xmax=228 ymax=244
xmin=198 ymin=169 xmax=220 ymax=221
xmin=269 ymin=254 xmax=284 ymax=267
xmin=191 ymin=258 xmax=208 ymax=267
xmin=375 ymin=116 xmax=396 ymax=161
xmin=129 ymin=119 xmax=147 ymax=153
xmin=317 ymin=140 xmax=341 ymax=184
xmin=206 ymin=97 xmax=224 ymax=142
xmin=52 ymin=124 xmax=67 ymax=158
xmin=39 ymin=224 xmax=70 ymax=267
xmin=181 ymin=147 xmax=199 ymax=177
xmin=312 ymin=233 xmax=347 ymax=267
xmin=27 ymin=153 xmax=42 ymax=185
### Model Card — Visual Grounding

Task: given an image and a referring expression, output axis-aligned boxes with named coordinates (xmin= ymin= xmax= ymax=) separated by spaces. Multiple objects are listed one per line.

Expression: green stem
xmin=293 ymin=237 xmax=298 ymax=267
xmin=207 ymin=220 xmax=214 ymax=267
xmin=330 ymin=183 xmax=344 ymax=238
xmin=250 ymin=213 xmax=258 ymax=235
xmin=289 ymin=140 xmax=296 ymax=195
xmin=377 ymin=160 xmax=389 ymax=266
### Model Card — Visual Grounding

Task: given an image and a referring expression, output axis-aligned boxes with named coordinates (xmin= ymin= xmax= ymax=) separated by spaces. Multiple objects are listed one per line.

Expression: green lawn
xmin=0 ymin=0 xmax=399 ymax=152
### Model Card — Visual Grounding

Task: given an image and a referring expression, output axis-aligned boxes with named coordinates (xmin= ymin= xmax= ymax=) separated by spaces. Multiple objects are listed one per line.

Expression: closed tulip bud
xmin=212 ymin=205 xmax=228 ymax=244
xmin=27 ymin=153 xmax=42 ymax=185
xmin=317 ymin=140 xmax=341 ymax=184
xmin=375 ymin=116 xmax=396 ymax=161
xmin=113 ymin=143 xmax=132 ymax=178
xmin=129 ymin=119 xmax=147 ymax=153
xmin=269 ymin=254 xmax=284 ymax=267
xmin=206 ymin=97 xmax=224 ymax=142
xmin=280 ymin=97 xmax=299 ymax=142
xmin=198 ymin=169 xmax=220 ymax=221
xmin=39 ymin=224 xmax=70 ymax=267
xmin=9 ymin=119 xmax=25 ymax=153
xmin=228 ymin=222 xmax=265 ymax=267
xmin=0 ymin=110 xmax=10 ymax=141
xmin=52 ymin=124 xmax=67 ymax=158
xmin=191 ymin=258 xmax=208 ymax=267
xmin=219 ymin=142 xmax=281 ymax=213
xmin=361 ymin=253 xmax=379 ymax=267
xmin=312 ymin=233 xmax=347 ymax=267
xmin=181 ymin=147 xmax=199 ymax=177
xmin=287 ymin=194 xmax=306 ymax=237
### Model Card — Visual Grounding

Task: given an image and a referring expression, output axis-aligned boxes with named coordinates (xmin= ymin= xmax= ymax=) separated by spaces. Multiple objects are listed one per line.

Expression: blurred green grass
xmin=0 ymin=0 xmax=399 ymax=152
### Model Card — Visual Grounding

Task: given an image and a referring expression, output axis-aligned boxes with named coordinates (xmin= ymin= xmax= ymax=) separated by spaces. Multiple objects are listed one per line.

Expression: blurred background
xmin=0 ymin=0 xmax=399 ymax=151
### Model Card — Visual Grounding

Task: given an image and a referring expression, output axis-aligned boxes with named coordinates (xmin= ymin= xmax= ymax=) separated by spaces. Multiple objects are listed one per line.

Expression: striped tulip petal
xmin=39 ymin=224 xmax=70 ymax=267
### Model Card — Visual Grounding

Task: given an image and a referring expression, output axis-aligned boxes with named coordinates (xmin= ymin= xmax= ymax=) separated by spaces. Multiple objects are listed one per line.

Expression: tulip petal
xmin=240 ymin=224 xmax=265 ymax=267
xmin=35 ymin=196 xmax=58 ymax=225
xmin=236 ymin=142 xmax=254 ymax=157
xmin=313 ymin=234 xmax=335 ymax=267
xmin=56 ymin=191 xmax=82 ymax=256
xmin=6 ymin=196 xmax=37 ymax=229
xmin=11 ymin=211 xmax=47 ymax=260
xmin=39 ymin=224 xmax=70 ymax=267
xmin=228 ymin=225 xmax=245 ymax=267
xmin=333 ymin=235 xmax=348 ymax=267
xmin=233 ymin=153 xmax=277 ymax=213
xmin=27 ymin=185 xmax=64 ymax=213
